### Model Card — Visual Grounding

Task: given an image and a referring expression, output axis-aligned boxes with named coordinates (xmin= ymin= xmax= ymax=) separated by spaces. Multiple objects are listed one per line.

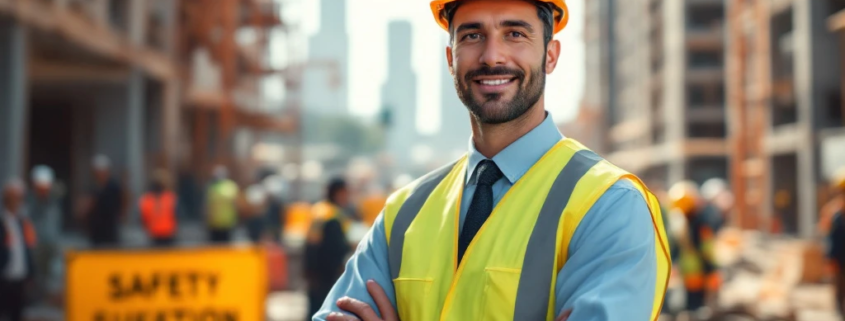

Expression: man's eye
xmin=509 ymin=31 xmax=525 ymax=38
xmin=462 ymin=33 xmax=481 ymax=41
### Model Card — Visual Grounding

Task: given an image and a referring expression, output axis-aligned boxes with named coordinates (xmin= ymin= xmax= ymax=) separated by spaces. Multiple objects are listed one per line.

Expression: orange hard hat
xmin=668 ymin=181 xmax=700 ymax=215
xmin=430 ymin=0 xmax=570 ymax=34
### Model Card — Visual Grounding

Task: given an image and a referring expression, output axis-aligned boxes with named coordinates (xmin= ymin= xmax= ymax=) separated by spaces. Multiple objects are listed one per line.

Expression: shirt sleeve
xmin=554 ymin=180 xmax=658 ymax=320
xmin=312 ymin=212 xmax=396 ymax=321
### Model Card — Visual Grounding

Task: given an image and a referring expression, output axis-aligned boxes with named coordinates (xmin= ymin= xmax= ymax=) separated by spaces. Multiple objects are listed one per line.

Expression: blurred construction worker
xmin=1 ymin=179 xmax=37 ymax=321
xmin=700 ymin=177 xmax=733 ymax=232
xmin=314 ymin=1 xmax=670 ymax=320
xmin=262 ymin=174 xmax=288 ymax=243
xmin=204 ymin=166 xmax=239 ymax=244
xmin=139 ymin=169 xmax=178 ymax=247
xmin=305 ymin=177 xmax=353 ymax=319
xmin=826 ymin=167 xmax=845 ymax=317
xmin=241 ymin=179 xmax=269 ymax=243
xmin=668 ymin=181 xmax=719 ymax=314
xmin=81 ymin=155 xmax=126 ymax=248
xmin=25 ymin=165 xmax=64 ymax=300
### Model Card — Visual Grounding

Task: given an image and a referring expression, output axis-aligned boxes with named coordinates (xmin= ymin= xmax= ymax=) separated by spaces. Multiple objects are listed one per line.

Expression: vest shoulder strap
xmin=554 ymin=154 xmax=642 ymax=271
xmin=384 ymin=157 xmax=464 ymax=280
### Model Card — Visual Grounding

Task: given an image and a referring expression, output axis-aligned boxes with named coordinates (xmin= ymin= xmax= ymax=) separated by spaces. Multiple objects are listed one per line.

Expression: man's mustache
xmin=463 ymin=66 xmax=525 ymax=83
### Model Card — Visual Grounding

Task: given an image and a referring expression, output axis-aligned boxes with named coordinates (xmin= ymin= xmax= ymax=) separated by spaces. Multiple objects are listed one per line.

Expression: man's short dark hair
xmin=443 ymin=0 xmax=560 ymax=46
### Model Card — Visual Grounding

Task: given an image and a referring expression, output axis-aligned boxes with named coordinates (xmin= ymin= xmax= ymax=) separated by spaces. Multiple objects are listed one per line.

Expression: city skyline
xmin=294 ymin=0 xmax=586 ymax=136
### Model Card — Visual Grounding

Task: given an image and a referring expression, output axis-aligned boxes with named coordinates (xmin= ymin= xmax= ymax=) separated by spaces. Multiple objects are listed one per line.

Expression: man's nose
xmin=478 ymin=37 xmax=507 ymax=67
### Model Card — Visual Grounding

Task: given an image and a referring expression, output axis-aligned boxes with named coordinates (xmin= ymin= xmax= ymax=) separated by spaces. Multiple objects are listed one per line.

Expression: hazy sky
xmin=292 ymin=0 xmax=585 ymax=135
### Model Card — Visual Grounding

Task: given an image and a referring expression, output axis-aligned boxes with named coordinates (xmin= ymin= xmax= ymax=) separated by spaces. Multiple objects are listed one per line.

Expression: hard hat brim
xmin=431 ymin=0 xmax=569 ymax=35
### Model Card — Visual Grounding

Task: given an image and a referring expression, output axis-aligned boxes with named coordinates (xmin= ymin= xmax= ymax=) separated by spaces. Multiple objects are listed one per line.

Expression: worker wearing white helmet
xmin=701 ymin=178 xmax=734 ymax=226
xmin=82 ymin=154 xmax=126 ymax=247
xmin=314 ymin=1 xmax=670 ymax=320
xmin=26 ymin=165 xmax=65 ymax=300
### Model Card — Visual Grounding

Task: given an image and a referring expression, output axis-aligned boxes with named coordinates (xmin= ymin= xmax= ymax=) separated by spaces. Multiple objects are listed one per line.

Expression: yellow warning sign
xmin=66 ymin=246 xmax=267 ymax=321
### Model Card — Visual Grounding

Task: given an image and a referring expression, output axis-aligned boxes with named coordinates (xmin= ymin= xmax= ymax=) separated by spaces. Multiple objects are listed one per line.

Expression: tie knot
xmin=474 ymin=160 xmax=503 ymax=186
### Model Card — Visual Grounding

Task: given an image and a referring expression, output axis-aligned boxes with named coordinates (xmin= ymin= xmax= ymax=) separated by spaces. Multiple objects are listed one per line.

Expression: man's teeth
xmin=480 ymin=79 xmax=510 ymax=86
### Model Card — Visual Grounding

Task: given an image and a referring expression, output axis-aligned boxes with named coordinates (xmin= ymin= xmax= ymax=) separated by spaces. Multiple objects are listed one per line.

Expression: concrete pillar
xmin=793 ymin=1 xmax=820 ymax=238
xmin=664 ymin=0 xmax=686 ymax=147
xmin=92 ymin=70 xmax=145 ymax=202
xmin=162 ymin=79 xmax=181 ymax=171
xmin=126 ymin=69 xmax=145 ymax=200
xmin=0 ymin=20 xmax=28 ymax=183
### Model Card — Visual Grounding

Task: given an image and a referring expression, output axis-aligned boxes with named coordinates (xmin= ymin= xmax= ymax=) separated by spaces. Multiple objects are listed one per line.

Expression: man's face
xmin=447 ymin=0 xmax=558 ymax=124
xmin=35 ymin=182 xmax=52 ymax=197
xmin=94 ymin=168 xmax=109 ymax=185
xmin=335 ymin=188 xmax=350 ymax=207
xmin=3 ymin=187 xmax=24 ymax=214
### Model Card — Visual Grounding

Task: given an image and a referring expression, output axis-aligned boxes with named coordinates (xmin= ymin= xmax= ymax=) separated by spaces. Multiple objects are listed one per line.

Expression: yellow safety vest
xmin=307 ymin=201 xmax=350 ymax=244
xmin=383 ymin=139 xmax=671 ymax=321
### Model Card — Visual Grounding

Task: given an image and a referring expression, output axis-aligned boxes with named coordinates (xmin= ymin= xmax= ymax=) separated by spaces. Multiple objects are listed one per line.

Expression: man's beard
xmin=455 ymin=64 xmax=545 ymax=125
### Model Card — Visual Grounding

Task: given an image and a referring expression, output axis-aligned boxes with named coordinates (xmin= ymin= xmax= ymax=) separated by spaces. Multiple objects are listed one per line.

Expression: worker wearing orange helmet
xmin=826 ymin=167 xmax=845 ymax=317
xmin=667 ymin=181 xmax=721 ymax=314
xmin=314 ymin=1 xmax=670 ymax=321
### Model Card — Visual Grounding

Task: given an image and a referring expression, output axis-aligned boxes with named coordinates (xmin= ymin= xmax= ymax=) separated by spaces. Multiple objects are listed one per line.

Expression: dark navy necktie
xmin=458 ymin=159 xmax=504 ymax=264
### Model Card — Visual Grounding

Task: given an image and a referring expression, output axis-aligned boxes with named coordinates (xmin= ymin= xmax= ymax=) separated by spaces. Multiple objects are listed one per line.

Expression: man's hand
xmin=327 ymin=280 xmax=398 ymax=321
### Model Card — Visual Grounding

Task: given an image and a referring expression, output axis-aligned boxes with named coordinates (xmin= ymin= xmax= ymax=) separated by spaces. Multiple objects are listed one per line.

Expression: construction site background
xmin=1 ymin=0 xmax=845 ymax=320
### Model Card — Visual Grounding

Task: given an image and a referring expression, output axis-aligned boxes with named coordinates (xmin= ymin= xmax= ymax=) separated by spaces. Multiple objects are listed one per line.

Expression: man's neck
xmin=470 ymin=105 xmax=546 ymax=158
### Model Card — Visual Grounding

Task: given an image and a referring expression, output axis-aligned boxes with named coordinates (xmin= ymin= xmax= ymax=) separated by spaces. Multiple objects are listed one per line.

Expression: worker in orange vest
xmin=139 ymin=169 xmax=178 ymax=247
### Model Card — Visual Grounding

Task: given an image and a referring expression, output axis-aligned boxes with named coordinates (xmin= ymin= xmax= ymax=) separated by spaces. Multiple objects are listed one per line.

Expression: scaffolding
xmin=727 ymin=0 xmax=771 ymax=232
xmin=179 ymin=0 xmax=298 ymax=182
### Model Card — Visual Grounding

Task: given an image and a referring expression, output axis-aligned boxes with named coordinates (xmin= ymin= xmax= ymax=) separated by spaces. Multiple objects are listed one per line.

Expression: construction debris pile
xmin=714 ymin=229 xmax=840 ymax=321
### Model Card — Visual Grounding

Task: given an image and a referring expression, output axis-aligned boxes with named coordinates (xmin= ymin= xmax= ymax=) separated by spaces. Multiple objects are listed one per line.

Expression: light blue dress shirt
xmin=313 ymin=112 xmax=657 ymax=320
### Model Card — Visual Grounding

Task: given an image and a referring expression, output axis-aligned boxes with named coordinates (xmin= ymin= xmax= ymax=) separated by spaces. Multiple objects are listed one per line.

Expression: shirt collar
xmin=466 ymin=111 xmax=565 ymax=185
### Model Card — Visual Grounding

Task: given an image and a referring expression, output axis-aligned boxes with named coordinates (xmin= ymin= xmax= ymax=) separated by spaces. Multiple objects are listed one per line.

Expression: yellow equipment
xmin=430 ymin=0 xmax=570 ymax=34
xmin=668 ymin=181 xmax=700 ymax=215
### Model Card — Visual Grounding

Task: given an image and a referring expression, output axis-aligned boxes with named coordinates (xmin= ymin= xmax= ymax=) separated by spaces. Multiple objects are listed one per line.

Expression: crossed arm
xmin=312 ymin=181 xmax=658 ymax=321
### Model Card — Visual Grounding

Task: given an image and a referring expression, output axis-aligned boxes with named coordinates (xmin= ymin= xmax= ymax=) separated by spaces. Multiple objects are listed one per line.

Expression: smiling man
xmin=312 ymin=1 xmax=671 ymax=320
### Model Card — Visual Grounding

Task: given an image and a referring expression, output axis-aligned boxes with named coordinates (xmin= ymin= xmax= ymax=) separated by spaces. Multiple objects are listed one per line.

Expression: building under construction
xmin=728 ymin=0 xmax=845 ymax=238
xmin=581 ymin=0 xmax=845 ymax=238
xmin=0 ymin=0 xmax=299 ymax=223
xmin=580 ymin=0 xmax=729 ymax=190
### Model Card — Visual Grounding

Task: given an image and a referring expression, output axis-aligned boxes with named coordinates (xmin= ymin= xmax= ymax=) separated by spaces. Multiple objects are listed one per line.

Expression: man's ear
xmin=446 ymin=46 xmax=455 ymax=76
xmin=545 ymin=39 xmax=561 ymax=74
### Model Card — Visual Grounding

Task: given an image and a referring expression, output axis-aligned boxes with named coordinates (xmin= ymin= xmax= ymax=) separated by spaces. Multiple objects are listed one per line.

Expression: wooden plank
xmin=29 ymin=58 xmax=130 ymax=82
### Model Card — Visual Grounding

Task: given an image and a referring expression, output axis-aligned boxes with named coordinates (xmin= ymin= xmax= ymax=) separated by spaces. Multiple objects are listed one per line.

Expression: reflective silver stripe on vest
xmin=389 ymin=160 xmax=459 ymax=280
xmin=513 ymin=149 xmax=602 ymax=321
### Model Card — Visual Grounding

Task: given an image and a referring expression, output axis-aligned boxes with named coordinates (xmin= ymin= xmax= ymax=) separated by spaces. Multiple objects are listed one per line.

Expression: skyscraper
xmin=381 ymin=20 xmax=419 ymax=172
xmin=302 ymin=0 xmax=349 ymax=116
